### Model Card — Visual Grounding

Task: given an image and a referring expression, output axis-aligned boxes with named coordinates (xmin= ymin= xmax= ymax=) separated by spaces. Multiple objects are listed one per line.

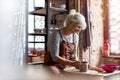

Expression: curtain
xmin=0 ymin=0 xmax=27 ymax=67
xmin=77 ymin=0 xmax=92 ymax=62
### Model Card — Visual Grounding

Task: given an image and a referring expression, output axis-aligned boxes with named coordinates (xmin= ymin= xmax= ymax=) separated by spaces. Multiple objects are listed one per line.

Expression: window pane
xmin=35 ymin=36 xmax=45 ymax=42
xmin=109 ymin=0 xmax=120 ymax=54
xmin=35 ymin=16 xmax=45 ymax=29
xmin=28 ymin=36 xmax=34 ymax=42
xmin=28 ymin=15 xmax=34 ymax=33
xmin=28 ymin=43 xmax=34 ymax=49
xmin=35 ymin=43 xmax=45 ymax=50
xmin=35 ymin=0 xmax=45 ymax=7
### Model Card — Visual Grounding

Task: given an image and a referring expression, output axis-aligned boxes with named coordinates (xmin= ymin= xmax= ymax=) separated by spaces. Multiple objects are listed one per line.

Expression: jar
xmin=80 ymin=61 xmax=88 ymax=72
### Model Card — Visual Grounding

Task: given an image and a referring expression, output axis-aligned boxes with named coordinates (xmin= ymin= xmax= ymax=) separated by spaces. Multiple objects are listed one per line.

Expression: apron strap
xmin=59 ymin=30 xmax=64 ymax=41
xmin=73 ymin=34 xmax=74 ymax=43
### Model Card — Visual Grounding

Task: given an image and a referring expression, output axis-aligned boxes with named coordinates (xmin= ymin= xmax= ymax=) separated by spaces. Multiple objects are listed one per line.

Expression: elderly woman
xmin=44 ymin=9 xmax=103 ymax=75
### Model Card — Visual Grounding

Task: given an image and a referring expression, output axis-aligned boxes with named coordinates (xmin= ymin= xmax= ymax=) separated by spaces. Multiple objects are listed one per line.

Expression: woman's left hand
xmin=89 ymin=65 xmax=105 ymax=72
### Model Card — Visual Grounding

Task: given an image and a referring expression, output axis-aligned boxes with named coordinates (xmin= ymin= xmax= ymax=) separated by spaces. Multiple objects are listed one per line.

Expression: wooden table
xmin=62 ymin=67 xmax=120 ymax=80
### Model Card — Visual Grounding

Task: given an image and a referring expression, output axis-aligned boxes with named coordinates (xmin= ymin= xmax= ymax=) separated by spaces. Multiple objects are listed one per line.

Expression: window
xmin=104 ymin=0 xmax=120 ymax=55
xmin=28 ymin=0 xmax=45 ymax=49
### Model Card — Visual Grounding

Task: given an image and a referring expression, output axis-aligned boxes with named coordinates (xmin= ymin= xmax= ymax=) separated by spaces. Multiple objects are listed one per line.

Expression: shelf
xmin=28 ymin=54 xmax=38 ymax=57
xmin=28 ymin=54 xmax=44 ymax=57
xmin=28 ymin=41 xmax=45 ymax=43
xmin=103 ymin=55 xmax=120 ymax=59
xmin=50 ymin=7 xmax=67 ymax=13
xmin=28 ymin=61 xmax=44 ymax=65
xmin=29 ymin=8 xmax=46 ymax=16
xmin=28 ymin=54 xmax=44 ymax=64
xmin=28 ymin=33 xmax=46 ymax=36
xmin=29 ymin=7 xmax=67 ymax=15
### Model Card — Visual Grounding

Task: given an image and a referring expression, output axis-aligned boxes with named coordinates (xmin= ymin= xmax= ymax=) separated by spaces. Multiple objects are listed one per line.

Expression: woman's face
xmin=70 ymin=23 xmax=82 ymax=34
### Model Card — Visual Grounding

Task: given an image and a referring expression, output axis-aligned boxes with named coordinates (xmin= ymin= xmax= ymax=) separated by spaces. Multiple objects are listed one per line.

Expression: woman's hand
xmin=89 ymin=65 xmax=105 ymax=72
xmin=72 ymin=61 xmax=82 ymax=70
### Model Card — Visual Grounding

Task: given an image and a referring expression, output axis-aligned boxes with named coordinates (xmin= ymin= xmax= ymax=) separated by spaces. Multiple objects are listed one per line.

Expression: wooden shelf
xmin=103 ymin=55 xmax=120 ymax=59
xmin=28 ymin=41 xmax=45 ymax=43
xmin=28 ymin=33 xmax=46 ymax=36
xmin=50 ymin=7 xmax=67 ymax=13
xmin=29 ymin=7 xmax=67 ymax=15
xmin=28 ymin=54 xmax=38 ymax=57
xmin=29 ymin=8 xmax=46 ymax=16
xmin=28 ymin=61 xmax=44 ymax=65
xmin=28 ymin=54 xmax=44 ymax=64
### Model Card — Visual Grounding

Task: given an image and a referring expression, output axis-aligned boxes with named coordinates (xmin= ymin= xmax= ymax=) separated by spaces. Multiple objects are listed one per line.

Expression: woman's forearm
xmin=57 ymin=56 xmax=75 ymax=66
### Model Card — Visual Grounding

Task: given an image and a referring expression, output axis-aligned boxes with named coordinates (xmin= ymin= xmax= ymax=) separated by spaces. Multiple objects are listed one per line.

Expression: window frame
xmin=104 ymin=0 xmax=120 ymax=56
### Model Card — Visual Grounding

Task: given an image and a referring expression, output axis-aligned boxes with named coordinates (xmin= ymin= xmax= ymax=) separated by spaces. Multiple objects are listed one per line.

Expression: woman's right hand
xmin=73 ymin=61 xmax=82 ymax=70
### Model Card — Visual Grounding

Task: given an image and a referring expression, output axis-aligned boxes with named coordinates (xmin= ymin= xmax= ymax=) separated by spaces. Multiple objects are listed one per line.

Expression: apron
xmin=44 ymin=30 xmax=75 ymax=69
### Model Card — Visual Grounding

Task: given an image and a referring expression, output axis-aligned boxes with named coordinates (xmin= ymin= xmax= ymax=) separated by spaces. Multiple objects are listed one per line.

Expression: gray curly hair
xmin=64 ymin=9 xmax=87 ymax=30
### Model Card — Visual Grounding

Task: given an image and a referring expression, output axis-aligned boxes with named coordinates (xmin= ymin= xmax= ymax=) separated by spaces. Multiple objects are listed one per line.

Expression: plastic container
xmin=104 ymin=41 xmax=110 ymax=57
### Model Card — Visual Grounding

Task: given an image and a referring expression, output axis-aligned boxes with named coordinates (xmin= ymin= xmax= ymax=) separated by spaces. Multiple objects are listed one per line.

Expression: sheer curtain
xmin=0 ymin=0 xmax=27 ymax=67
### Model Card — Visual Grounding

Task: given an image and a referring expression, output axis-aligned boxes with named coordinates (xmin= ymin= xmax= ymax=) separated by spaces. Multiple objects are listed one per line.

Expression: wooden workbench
xmin=62 ymin=67 xmax=120 ymax=80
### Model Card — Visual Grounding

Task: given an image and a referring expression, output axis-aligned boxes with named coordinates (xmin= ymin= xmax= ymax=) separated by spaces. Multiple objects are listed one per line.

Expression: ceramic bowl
xmin=101 ymin=64 xmax=119 ymax=73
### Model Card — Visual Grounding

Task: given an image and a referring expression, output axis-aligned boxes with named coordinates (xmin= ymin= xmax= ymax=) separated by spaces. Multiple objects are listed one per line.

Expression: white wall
xmin=0 ymin=0 xmax=26 ymax=67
